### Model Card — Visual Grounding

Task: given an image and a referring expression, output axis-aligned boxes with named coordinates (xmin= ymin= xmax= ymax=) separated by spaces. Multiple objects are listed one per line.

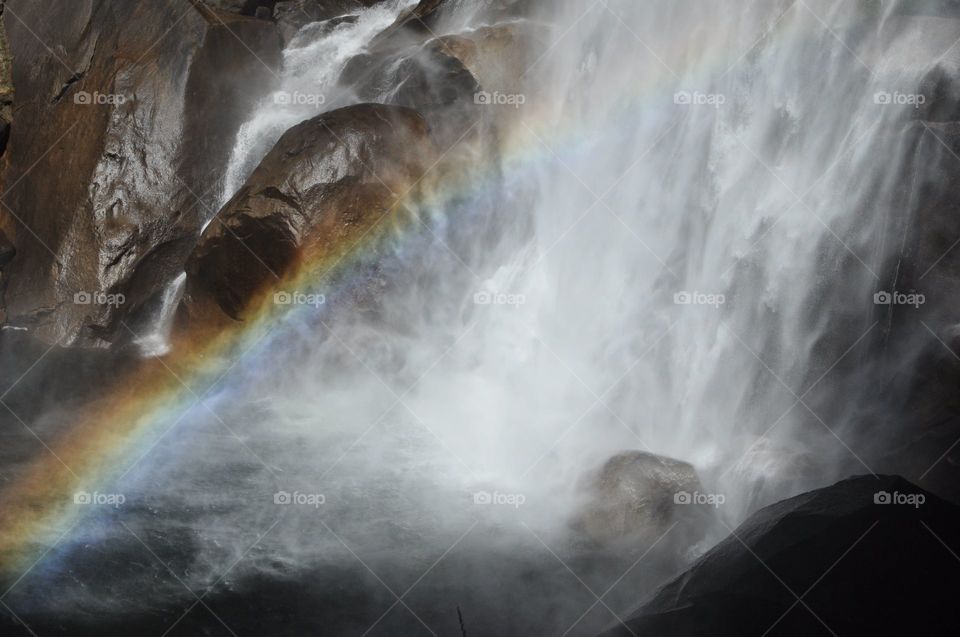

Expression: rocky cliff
xmin=0 ymin=0 xmax=281 ymax=346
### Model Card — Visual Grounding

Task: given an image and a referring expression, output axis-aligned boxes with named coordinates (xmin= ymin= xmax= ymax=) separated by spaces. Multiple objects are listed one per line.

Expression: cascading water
xmin=216 ymin=0 xmax=419 ymax=212
xmin=10 ymin=1 xmax=958 ymax=634
xmin=134 ymin=272 xmax=187 ymax=357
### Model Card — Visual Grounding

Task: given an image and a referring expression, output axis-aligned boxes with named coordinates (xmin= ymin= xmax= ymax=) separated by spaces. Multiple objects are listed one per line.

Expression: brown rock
xmin=178 ymin=103 xmax=438 ymax=329
xmin=340 ymin=38 xmax=482 ymax=148
xmin=0 ymin=0 xmax=281 ymax=346
xmin=574 ymin=451 xmax=714 ymax=551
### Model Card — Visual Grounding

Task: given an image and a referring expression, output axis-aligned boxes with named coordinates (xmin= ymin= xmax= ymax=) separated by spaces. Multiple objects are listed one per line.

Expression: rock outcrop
xmin=178 ymin=103 xmax=438 ymax=329
xmin=603 ymin=475 xmax=960 ymax=636
xmin=574 ymin=451 xmax=714 ymax=551
xmin=0 ymin=0 xmax=281 ymax=346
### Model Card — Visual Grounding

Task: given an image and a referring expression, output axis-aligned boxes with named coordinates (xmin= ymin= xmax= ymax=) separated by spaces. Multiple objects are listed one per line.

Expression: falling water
xmin=134 ymin=272 xmax=186 ymax=357
xmin=15 ymin=1 xmax=960 ymax=633
xmin=145 ymin=0 xmax=948 ymax=589
xmin=215 ymin=0 xmax=419 ymax=212
xmin=166 ymin=0 xmax=940 ymax=593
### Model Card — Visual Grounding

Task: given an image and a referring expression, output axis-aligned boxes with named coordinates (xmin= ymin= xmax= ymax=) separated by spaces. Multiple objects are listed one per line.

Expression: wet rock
xmin=372 ymin=0 xmax=535 ymax=51
xmin=0 ymin=0 xmax=281 ymax=346
xmin=178 ymin=103 xmax=438 ymax=329
xmin=0 ymin=1 xmax=12 ymax=158
xmin=0 ymin=228 xmax=12 ymax=270
xmin=431 ymin=22 xmax=545 ymax=99
xmin=604 ymin=475 xmax=960 ymax=636
xmin=573 ymin=451 xmax=713 ymax=551
xmin=202 ymin=0 xmax=276 ymax=17
xmin=340 ymin=38 xmax=482 ymax=148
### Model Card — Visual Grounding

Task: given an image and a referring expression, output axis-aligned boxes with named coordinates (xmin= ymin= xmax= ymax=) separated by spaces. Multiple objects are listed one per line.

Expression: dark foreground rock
xmin=0 ymin=0 xmax=281 ymax=347
xmin=602 ymin=475 xmax=960 ymax=637
xmin=178 ymin=103 xmax=437 ymax=329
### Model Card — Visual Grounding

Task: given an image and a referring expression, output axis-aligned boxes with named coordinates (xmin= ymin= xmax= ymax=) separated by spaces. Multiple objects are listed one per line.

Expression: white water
xmin=135 ymin=272 xmax=186 ymax=357
xmin=173 ymin=0 xmax=950 ymax=553
xmin=67 ymin=0 xmax=958 ymax=629
xmin=215 ymin=0 xmax=419 ymax=214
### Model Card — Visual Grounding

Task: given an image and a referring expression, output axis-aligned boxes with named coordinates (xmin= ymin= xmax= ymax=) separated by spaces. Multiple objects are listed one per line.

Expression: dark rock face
xmin=0 ymin=1 xmax=12 ymax=159
xmin=603 ymin=475 xmax=960 ymax=636
xmin=574 ymin=451 xmax=713 ymax=551
xmin=0 ymin=228 xmax=12 ymax=269
xmin=0 ymin=0 xmax=281 ymax=347
xmin=202 ymin=0 xmax=276 ymax=18
xmin=179 ymin=103 xmax=437 ymax=328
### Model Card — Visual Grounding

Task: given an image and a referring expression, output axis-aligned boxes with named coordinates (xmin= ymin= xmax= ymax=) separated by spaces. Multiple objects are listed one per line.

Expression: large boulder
xmin=603 ymin=475 xmax=960 ymax=636
xmin=574 ymin=451 xmax=715 ymax=552
xmin=0 ymin=0 xmax=281 ymax=347
xmin=178 ymin=103 xmax=438 ymax=330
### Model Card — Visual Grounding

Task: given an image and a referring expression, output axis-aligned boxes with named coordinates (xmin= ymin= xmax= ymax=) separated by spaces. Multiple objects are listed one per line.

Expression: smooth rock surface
xmin=602 ymin=475 xmax=960 ymax=636
xmin=0 ymin=0 xmax=281 ymax=346
xmin=178 ymin=103 xmax=438 ymax=328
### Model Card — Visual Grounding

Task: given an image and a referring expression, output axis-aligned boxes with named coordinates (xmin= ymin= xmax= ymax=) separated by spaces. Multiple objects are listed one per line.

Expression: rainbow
xmin=0 ymin=107 xmax=532 ymax=579
xmin=0 ymin=2 xmax=804 ymax=580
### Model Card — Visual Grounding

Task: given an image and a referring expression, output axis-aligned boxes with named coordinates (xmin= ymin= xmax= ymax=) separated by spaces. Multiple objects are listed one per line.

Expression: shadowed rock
xmin=0 ymin=1 xmax=12 ymax=158
xmin=602 ymin=475 xmax=960 ymax=636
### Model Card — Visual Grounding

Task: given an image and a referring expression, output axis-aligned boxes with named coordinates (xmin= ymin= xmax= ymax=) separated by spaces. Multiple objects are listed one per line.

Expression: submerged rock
xmin=178 ymin=103 xmax=438 ymax=329
xmin=604 ymin=475 xmax=960 ymax=636
xmin=574 ymin=451 xmax=714 ymax=551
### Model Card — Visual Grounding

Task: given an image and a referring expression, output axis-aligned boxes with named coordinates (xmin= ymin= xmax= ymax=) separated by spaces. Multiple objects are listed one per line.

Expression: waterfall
xmin=44 ymin=0 xmax=955 ymax=631
xmin=156 ymin=0 xmax=950 ymax=562
xmin=134 ymin=272 xmax=186 ymax=357
xmin=213 ymin=0 xmax=419 ymax=217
